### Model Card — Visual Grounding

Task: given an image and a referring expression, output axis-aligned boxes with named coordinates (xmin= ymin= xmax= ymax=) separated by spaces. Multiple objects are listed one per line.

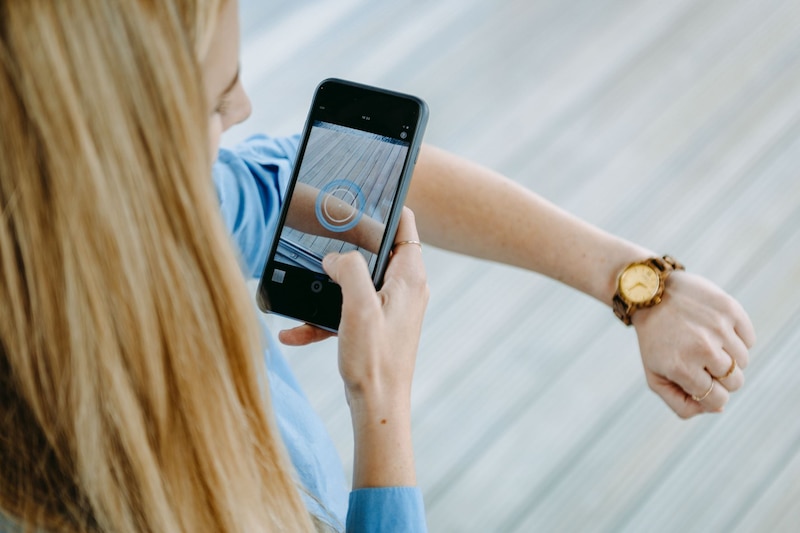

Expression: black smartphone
xmin=256 ymin=79 xmax=429 ymax=331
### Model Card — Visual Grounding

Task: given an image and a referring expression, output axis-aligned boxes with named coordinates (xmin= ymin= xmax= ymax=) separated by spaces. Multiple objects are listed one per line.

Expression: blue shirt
xmin=213 ymin=135 xmax=427 ymax=533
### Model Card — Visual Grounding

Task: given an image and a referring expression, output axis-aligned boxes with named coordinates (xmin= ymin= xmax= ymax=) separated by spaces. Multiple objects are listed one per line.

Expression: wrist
xmin=612 ymin=254 xmax=685 ymax=325
xmin=594 ymin=244 xmax=655 ymax=307
xmin=348 ymin=389 xmax=411 ymax=430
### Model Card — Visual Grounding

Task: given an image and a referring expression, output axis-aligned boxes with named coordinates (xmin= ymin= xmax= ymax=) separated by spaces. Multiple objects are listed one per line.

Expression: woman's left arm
xmin=405 ymin=144 xmax=756 ymax=419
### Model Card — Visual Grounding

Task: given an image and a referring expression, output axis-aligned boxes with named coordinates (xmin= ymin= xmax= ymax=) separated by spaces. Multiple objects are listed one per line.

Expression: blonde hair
xmin=0 ymin=0 xmax=314 ymax=531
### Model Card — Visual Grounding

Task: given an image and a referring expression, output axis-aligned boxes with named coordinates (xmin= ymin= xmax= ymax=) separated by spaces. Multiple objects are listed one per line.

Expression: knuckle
xmin=413 ymin=281 xmax=431 ymax=308
xmin=729 ymin=373 xmax=744 ymax=392
xmin=689 ymin=333 xmax=716 ymax=356
xmin=411 ymin=270 xmax=429 ymax=291
xmin=415 ymin=280 xmax=431 ymax=305
xmin=719 ymin=294 xmax=742 ymax=317
xmin=668 ymin=361 xmax=693 ymax=384
xmin=396 ymin=265 xmax=428 ymax=294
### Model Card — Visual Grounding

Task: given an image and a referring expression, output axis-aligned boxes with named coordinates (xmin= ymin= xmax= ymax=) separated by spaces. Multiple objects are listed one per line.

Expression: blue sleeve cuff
xmin=346 ymin=487 xmax=427 ymax=533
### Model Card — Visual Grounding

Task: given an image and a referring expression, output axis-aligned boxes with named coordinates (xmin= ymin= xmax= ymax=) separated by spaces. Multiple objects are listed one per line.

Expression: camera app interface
xmin=273 ymin=121 xmax=409 ymax=277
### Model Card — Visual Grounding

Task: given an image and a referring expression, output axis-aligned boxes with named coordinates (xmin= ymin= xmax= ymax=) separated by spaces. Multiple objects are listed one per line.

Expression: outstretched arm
xmin=405 ymin=144 xmax=756 ymax=419
xmin=407 ymin=144 xmax=642 ymax=303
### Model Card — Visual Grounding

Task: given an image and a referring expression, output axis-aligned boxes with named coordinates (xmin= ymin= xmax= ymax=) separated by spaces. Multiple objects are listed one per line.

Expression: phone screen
xmin=273 ymin=119 xmax=410 ymax=276
xmin=258 ymin=79 xmax=428 ymax=331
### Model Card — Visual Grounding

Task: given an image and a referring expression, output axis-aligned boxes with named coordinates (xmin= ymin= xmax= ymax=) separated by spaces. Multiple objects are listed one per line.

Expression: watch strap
xmin=612 ymin=293 xmax=635 ymax=326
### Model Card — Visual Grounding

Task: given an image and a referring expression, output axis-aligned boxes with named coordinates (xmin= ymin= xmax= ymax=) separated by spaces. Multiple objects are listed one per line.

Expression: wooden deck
xmin=233 ymin=1 xmax=800 ymax=531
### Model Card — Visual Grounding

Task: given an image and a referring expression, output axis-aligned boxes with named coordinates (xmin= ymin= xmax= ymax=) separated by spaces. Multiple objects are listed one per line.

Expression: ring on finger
xmin=712 ymin=356 xmax=737 ymax=381
xmin=691 ymin=379 xmax=715 ymax=402
xmin=393 ymin=240 xmax=422 ymax=251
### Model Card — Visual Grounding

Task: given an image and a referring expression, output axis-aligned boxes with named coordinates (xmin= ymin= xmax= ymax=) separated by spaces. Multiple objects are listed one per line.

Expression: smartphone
xmin=256 ymin=79 xmax=429 ymax=331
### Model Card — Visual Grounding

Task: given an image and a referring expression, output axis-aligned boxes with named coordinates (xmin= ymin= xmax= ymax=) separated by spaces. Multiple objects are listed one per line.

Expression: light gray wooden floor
xmin=232 ymin=1 xmax=800 ymax=531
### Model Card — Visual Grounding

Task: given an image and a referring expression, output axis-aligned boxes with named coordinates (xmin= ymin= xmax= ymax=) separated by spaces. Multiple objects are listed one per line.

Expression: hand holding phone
xmin=323 ymin=208 xmax=428 ymax=488
xmin=257 ymin=79 xmax=428 ymax=331
xmin=328 ymin=208 xmax=428 ymax=396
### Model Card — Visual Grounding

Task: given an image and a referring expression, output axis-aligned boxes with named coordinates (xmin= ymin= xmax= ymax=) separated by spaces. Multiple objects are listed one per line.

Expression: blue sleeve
xmin=212 ymin=134 xmax=301 ymax=278
xmin=346 ymin=487 xmax=427 ymax=532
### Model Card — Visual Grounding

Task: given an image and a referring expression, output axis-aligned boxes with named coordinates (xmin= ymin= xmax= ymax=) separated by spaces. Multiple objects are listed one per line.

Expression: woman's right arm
xmin=323 ymin=209 xmax=429 ymax=532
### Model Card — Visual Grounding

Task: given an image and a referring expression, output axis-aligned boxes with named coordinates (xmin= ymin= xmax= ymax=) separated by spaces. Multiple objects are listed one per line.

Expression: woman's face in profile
xmin=203 ymin=0 xmax=251 ymax=160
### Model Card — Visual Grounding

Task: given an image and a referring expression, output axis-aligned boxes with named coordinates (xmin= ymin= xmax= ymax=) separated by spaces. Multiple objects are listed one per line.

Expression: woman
xmin=0 ymin=0 xmax=428 ymax=531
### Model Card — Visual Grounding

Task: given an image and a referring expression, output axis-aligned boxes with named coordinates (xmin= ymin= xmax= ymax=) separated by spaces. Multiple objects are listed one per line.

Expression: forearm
xmin=407 ymin=144 xmax=653 ymax=306
xmin=324 ymin=215 xmax=426 ymax=488
xmin=349 ymin=395 xmax=416 ymax=489
xmin=405 ymin=145 xmax=755 ymax=420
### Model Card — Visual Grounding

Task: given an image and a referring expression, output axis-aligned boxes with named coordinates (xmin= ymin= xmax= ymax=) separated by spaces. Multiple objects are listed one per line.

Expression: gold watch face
xmin=619 ymin=264 xmax=660 ymax=304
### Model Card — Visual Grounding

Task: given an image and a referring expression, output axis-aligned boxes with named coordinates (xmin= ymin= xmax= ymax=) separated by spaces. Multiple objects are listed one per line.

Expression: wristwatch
xmin=612 ymin=255 xmax=685 ymax=326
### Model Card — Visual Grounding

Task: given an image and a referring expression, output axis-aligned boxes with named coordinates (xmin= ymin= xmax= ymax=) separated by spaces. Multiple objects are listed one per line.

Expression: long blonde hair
xmin=0 ymin=0 xmax=314 ymax=531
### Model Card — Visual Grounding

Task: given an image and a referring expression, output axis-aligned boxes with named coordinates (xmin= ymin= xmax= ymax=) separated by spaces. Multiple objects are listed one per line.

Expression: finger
xmin=278 ymin=324 xmax=336 ymax=346
xmin=394 ymin=207 xmax=421 ymax=244
xmin=730 ymin=324 xmax=753 ymax=370
xmin=733 ymin=301 xmax=757 ymax=351
xmin=323 ymin=251 xmax=378 ymax=310
xmin=707 ymin=347 xmax=744 ymax=392
xmin=663 ymin=360 xmax=728 ymax=413
xmin=686 ymin=373 xmax=729 ymax=413
xmin=383 ymin=209 xmax=426 ymax=289
xmin=648 ymin=374 xmax=705 ymax=419
xmin=386 ymin=209 xmax=423 ymax=268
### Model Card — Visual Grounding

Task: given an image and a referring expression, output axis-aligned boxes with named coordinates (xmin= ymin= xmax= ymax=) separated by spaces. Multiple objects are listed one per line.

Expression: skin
xmin=280 ymin=135 xmax=756 ymax=421
xmin=404 ymin=146 xmax=755 ymax=418
xmin=281 ymin=146 xmax=755 ymax=420
xmin=279 ymin=146 xmax=756 ymax=418
xmin=203 ymin=0 xmax=424 ymax=488
xmin=208 ymin=1 xmax=756 ymax=435
xmin=325 ymin=212 xmax=427 ymax=487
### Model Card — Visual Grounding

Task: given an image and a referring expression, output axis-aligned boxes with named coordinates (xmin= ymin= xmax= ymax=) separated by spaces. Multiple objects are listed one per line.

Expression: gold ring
xmin=712 ymin=357 xmax=737 ymax=381
xmin=691 ymin=379 xmax=715 ymax=402
xmin=393 ymin=240 xmax=422 ymax=250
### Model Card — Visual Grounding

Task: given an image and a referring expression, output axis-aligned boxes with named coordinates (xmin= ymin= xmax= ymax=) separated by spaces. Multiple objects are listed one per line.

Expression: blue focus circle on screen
xmin=314 ymin=179 xmax=366 ymax=233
